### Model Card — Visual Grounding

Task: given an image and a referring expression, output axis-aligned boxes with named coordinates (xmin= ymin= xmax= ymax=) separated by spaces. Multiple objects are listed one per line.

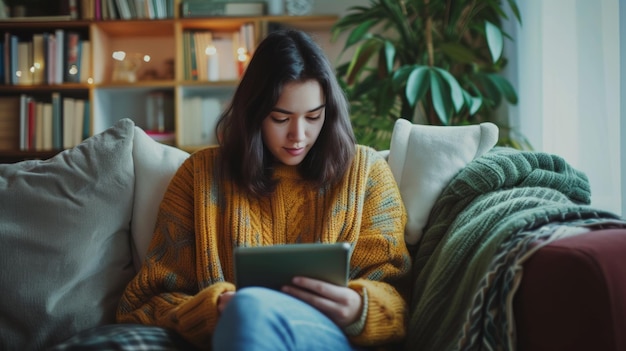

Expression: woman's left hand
xmin=281 ymin=277 xmax=362 ymax=328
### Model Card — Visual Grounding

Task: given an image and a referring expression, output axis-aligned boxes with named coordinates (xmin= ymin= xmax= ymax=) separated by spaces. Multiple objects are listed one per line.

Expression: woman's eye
xmin=306 ymin=114 xmax=322 ymax=120
xmin=271 ymin=116 xmax=288 ymax=123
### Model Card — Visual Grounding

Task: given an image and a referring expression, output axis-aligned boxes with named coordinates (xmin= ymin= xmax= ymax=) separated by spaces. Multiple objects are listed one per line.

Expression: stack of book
xmin=182 ymin=22 xmax=254 ymax=82
xmin=181 ymin=0 xmax=266 ymax=17
xmin=1 ymin=30 xmax=91 ymax=85
xmin=0 ymin=94 xmax=90 ymax=151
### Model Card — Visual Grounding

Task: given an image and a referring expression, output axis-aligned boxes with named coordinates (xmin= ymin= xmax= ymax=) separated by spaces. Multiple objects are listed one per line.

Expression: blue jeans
xmin=213 ymin=287 xmax=366 ymax=351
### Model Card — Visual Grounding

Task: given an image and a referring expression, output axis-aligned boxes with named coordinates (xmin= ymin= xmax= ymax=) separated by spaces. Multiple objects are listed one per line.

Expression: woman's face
xmin=262 ymin=79 xmax=325 ymax=166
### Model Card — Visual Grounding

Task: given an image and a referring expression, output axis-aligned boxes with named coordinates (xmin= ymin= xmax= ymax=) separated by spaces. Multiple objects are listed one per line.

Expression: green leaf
xmin=433 ymin=67 xmax=464 ymax=112
xmin=405 ymin=66 xmax=430 ymax=107
xmin=429 ymin=70 xmax=452 ymax=125
xmin=375 ymin=79 xmax=397 ymax=117
xmin=507 ymin=0 xmax=523 ymax=25
xmin=345 ymin=19 xmax=379 ymax=49
xmin=485 ymin=20 xmax=503 ymax=63
xmin=383 ymin=40 xmax=395 ymax=73
xmin=477 ymin=74 xmax=502 ymax=107
xmin=440 ymin=42 xmax=479 ymax=64
xmin=463 ymin=90 xmax=483 ymax=115
xmin=487 ymin=73 xmax=518 ymax=104
xmin=391 ymin=65 xmax=414 ymax=89
xmin=346 ymin=39 xmax=381 ymax=84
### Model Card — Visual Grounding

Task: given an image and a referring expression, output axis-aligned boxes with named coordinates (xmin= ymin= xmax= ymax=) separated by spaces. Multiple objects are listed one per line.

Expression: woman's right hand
xmin=217 ymin=291 xmax=235 ymax=314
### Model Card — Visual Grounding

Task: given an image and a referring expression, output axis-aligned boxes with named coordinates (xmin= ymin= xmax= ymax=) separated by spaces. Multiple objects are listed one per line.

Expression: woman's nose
xmin=288 ymin=119 xmax=306 ymax=141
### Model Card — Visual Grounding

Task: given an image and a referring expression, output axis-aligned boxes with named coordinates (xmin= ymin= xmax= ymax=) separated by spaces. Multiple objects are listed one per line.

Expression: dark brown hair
xmin=216 ymin=29 xmax=356 ymax=196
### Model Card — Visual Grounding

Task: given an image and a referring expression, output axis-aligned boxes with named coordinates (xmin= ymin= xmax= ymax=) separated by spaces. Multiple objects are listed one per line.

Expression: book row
xmin=182 ymin=22 xmax=255 ymax=82
xmin=1 ymin=29 xmax=91 ymax=86
xmin=0 ymin=94 xmax=90 ymax=152
xmin=0 ymin=0 xmax=174 ymax=21
xmin=179 ymin=96 xmax=223 ymax=147
xmin=76 ymin=0 xmax=175 ymax=21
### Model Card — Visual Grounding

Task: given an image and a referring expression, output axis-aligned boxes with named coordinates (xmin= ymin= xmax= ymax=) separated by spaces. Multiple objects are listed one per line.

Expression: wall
xmin=621 ymin=0 xmax=626 ymax=218
xmin=506 ymin=0 xmax=623 ymax=217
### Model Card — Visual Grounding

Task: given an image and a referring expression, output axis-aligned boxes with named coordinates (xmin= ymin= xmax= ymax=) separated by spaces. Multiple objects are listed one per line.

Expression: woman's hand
xmin=217 ymin=291 xmax=235 ymax=314
xmin=281 ymin=277 xmax=363 ymax=328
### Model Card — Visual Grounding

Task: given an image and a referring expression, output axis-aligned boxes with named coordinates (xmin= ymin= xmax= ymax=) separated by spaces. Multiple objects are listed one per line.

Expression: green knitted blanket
xmin=404 ymin=147 xmax=623 ymax=350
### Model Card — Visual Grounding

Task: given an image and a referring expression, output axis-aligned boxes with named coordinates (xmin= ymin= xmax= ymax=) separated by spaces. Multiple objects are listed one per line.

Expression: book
xmin=51 ymin=92 xmax=62 ymax=149
xmin=54 ymin=29 xmax=65 ymax=85
xmin=79 ymin=40 xmax=91 ymax=83
xmin=212 ymin=31 xmax=237 ymax=81
xmin=3 ymin=32 xmax=10 ymax=85
xmin=42 ymin=102 xmax=53 ymax=150
xmin=16 ymin=41 xmax=33 ymax=85
xmin=115 ymin=0 xmax=132 ymax=19
xmin=64 ymin=31 xmax=81 ymax=83
xmin=62 ymin=97 xmax=76 ymax=148
xmin=32 ymin=33 xmax=45 ymax=85
xmin=201 ymin=98 xmax=221 ymax=145
xmin=19 ymin=94 xmax=28 ymax=150
xmin=10 ymin=35 xmax=18 ymax=85
xmin=0 ymin=96 xmax=20 ymax=150
xmin=82 ymin=99 xmax=90 ymax=140
xmin=46 ymin=32 xmax=57 ymax=84
xmin=188 ymin=30 xmax=198 ymax=81
xmin=181 ymin=1 xmax=266 ymax=17
xmin=0 ymin=40 xmax=4 ymax=84
xmin=73 ymin=99 xmax=85 ymax=146
xmin=35 ymin=101 xmax=44 ymax=150
xmin=106 ymin=0 xmax=119 ymax=19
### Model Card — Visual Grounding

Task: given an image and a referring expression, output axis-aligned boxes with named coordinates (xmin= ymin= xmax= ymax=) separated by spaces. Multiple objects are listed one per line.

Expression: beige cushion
xmin=387 ymin=119 xmax=499 ymax=245
xmin=131 ymin=126 xmax=189 ymax=271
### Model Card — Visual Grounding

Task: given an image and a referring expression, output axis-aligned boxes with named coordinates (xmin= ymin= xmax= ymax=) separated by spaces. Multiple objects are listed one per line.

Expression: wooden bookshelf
xmin=0 ymin=0 xmax=337 ymax=162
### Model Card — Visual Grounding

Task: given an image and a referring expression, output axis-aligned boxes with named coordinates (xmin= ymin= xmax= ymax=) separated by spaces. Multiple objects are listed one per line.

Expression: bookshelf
xmin=0 ymin=0 xmax=337 ymax=162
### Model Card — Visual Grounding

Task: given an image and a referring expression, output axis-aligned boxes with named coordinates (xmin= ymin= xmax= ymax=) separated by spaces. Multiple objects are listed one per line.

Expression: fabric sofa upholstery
xmin=1 ymin=118 xmax=625 ymax=351
xmin=515 ymin=228 xmax=626 ymax=351
xmin=0 ymin=119 xmax=189 ymax=350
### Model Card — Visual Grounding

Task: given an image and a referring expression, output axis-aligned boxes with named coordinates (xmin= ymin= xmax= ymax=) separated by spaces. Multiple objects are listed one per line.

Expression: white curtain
xmin=505 ymin=0 xmax=623 ymax=217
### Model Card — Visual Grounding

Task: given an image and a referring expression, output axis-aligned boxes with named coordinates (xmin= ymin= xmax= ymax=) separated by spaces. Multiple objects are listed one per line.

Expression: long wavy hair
xmin=216 ymin=29 xmax=356 ymax=197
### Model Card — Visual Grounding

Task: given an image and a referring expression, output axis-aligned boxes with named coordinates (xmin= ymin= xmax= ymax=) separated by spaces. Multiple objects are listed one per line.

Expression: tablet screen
xmin=234 ymin=242 xmax=352 ymax=290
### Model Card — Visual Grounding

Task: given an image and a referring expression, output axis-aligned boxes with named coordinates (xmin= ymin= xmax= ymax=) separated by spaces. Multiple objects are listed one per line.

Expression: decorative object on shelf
xmin=266 ymin=0 xmax=284 ymax=15
xmin=111 ymin=51 xmax=150 ymax=83
xmin=285 ymin=0 xmax=313 ymax=16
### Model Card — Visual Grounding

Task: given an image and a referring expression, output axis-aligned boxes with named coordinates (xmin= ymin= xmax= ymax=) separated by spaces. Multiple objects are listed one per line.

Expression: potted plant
xmin=332 ymin=0 xmax=529 ymax=150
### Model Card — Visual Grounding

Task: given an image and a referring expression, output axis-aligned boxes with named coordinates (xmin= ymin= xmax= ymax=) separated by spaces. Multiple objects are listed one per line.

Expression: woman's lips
xmin=285 ymin=147 xmax=305 ymax=156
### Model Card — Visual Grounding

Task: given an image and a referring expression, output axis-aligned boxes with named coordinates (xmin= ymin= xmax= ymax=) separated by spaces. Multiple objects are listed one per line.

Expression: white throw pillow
xmin=131 ymin=126 xmax=189 ymax=271
xmin=387 ymin=119 xmax=499 ymax=245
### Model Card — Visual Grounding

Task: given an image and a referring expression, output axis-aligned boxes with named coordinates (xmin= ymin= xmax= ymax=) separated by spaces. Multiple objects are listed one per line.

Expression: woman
xmin=117 ymin=29 xmax=411 ymax=351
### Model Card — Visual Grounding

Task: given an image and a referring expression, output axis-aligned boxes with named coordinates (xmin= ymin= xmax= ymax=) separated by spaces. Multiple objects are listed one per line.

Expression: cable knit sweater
xmin=117 ymin=145 xmax=411 ymax=349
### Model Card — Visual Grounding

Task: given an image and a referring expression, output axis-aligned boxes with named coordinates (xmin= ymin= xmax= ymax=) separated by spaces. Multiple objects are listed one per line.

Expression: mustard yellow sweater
xmin=117 ymin=145 xmax=411 ymax=349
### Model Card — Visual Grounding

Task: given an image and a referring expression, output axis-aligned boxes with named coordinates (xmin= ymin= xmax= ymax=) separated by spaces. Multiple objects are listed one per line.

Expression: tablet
xmin=234 ymin=242 xmax=352 ymax=290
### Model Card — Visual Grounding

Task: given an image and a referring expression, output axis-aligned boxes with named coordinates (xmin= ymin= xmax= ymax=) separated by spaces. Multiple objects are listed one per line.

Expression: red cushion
xmin=514 ymin=229 xmax=626 ymax=351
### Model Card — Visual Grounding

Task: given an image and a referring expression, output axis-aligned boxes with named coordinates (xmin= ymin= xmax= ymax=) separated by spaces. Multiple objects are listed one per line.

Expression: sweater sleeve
xmin=347 ymin=149 xmax=411 ymax=347
xmin=116 ymin=155 xmax=234 ymax=349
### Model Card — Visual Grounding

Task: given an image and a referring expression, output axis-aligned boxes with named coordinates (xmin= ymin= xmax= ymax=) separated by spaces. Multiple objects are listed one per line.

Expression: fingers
xmin=217 ymin=291 xmax=235 ymax=314
xmin=281 ymin=277 xmax=362 ymax=327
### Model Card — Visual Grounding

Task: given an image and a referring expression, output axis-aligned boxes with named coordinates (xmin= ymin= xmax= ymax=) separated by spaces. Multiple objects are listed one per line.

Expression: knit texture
xmin=405 ymin=147 xmax=622 ymax=350
xmin=117 ymin=145 xmax=411 ymax=349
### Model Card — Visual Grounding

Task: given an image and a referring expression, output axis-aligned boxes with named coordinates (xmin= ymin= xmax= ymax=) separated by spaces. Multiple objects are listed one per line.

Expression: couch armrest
xmin=514 ymin=229 xmax=626 ymax=351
